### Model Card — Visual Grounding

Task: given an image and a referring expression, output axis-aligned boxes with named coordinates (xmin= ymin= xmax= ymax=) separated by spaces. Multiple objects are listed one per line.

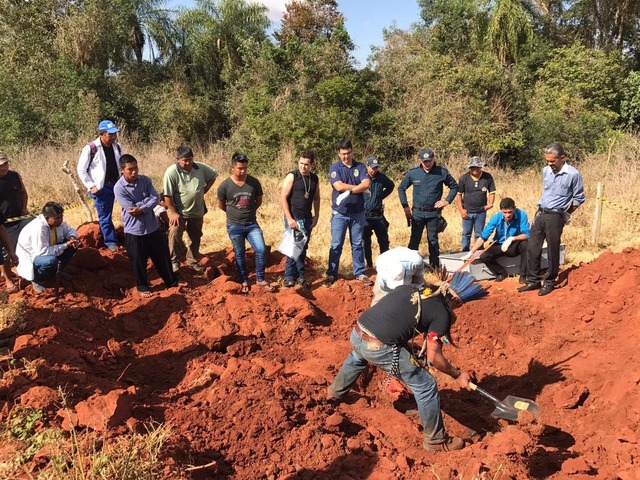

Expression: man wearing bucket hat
xmin=398 ymin=148 xmax=458 ymax=267
xmin=455 ymin=156 xmax=496 ymax=252
xmin=328 ymin=270 xmax=487 ymax=452
xmin=371 ymin=246 xmax=426 ymax=305
xmin=77 ymin=120 xmax=123 ymax=252
xmin=363 ymin=156 xmax=395 ymax=269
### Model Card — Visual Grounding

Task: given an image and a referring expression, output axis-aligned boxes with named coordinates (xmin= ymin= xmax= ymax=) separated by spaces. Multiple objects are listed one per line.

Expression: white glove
xmin=363 ymin=189 xmax=371 ymax=200
xmin=336 ymin=190 xmax=351 ymax=206
xmin=461 ymin=252 xmax=472 ymax=261
xmin=562 ymin=212 xmax=572 ymax=225
xmin=501 ymin=236 xmax=515 ymax=252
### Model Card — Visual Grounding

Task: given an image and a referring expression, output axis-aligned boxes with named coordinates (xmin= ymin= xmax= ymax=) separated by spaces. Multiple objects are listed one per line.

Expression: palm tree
xmin=486 ymin=0 xmax=535 ymax=64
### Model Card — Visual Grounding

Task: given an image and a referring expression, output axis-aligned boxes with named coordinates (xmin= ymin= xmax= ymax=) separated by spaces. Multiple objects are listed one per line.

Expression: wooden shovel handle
xmin=451 ymin=241 xmax=496 ymax=278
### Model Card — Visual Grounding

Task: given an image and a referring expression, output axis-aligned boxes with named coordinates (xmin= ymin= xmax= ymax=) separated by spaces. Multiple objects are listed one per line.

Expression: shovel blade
xmin=490 ymin=395 xmax=541 ymax=421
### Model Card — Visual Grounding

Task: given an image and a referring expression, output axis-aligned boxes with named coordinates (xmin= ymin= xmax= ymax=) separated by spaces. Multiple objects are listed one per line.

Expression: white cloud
xmin=256 ymin=0 xmax=288 ymax=23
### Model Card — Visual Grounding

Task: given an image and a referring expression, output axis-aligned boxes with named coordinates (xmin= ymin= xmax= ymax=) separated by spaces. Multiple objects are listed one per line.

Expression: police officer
xmin=398 ymin=148 xmax=458 ymax=267
xmin=363 ymin=156 xmax=395 ymax=269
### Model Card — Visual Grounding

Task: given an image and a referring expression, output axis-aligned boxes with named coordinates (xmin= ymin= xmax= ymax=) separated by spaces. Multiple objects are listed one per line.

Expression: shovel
xmin=469 ymin=381 xmax=540 ymax=421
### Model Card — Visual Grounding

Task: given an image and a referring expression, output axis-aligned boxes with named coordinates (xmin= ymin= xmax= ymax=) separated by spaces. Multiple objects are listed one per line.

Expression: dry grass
xmin=8 ymin=135 xmax=640 ymax=278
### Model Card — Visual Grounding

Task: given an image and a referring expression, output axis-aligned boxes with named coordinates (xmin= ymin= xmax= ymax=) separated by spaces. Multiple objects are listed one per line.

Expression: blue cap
xmin=418 ymin=148 xmax=434 ymax=162
xmin=98 ymin=120 xmax=120 ymax=134
xmin=365 ymin=156 xmax=379 ymax=168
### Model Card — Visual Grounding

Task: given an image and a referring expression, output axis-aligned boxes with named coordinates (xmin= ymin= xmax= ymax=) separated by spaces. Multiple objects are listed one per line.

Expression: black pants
xmin=408 ymin=214 xmax=440 ymax=267
xmin=527 ymin=212 xmax=564 ymax=286
xmin=125 ymin=229 xmax=177 ymax=292
xmin=364 ymin=216 xmax=390 ymax=267
xmin=480 ymin=240 xmax=528 ymax=277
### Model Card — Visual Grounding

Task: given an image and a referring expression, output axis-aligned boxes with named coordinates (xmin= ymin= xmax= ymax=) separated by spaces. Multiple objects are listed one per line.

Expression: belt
xmin=414 ymin=206 xmax=436 ymax=212
xmin=355 ymin=323 xmax=385 ymax=347
xmin=539 ymin=208 xmax=564 ymax=215
xmin=366 ymin=210 xmax=383 ymax=218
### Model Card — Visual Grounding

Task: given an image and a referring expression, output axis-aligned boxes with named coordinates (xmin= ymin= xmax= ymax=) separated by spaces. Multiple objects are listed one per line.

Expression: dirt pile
xmin=1 ymin=224 xmax=639 ymax=479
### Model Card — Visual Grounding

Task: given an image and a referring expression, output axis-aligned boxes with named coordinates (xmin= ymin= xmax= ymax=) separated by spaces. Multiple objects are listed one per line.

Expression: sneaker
xmin=423 ymin=436 xmax=465 ymax=452
xmin=190 ymin=263 xmax=205 ymax=274
xmin=323 ymin=275 xmax=336 ymax=287
xmin=327 ymin=384 xmax=341 ymax=400
xmin=297 ymin=278 xmax=311 ymax=289
xmin=31 ymin=282 xmax=45 ymax=293
xmin=172 ymin=262 xmax=180 ymax=273
xmin=284 ymin=279 xmax=297 ymax=288
xmin=107 ymin=244 xmax=118 ymax=252
xmin=357 ymin=275 xmax=374 ymax=286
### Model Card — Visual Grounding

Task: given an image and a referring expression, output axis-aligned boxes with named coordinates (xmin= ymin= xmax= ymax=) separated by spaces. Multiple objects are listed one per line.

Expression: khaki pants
xmin=168 ymin=216 xmax=204 ymax=267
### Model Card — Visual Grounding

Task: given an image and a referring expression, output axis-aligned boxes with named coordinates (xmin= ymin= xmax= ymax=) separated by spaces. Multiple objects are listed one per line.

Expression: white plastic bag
xmin=277 ymin=228 xmax=307 ymax=261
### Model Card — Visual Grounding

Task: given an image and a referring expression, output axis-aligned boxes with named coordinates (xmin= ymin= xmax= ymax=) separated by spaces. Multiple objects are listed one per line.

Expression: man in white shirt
xmin=372 ymin=246 xmax=426 ymax=305
xmin=16 ymin=202 xmax=80 ymax=293
xmin=76 ymin=119 xmax=123 ymax=252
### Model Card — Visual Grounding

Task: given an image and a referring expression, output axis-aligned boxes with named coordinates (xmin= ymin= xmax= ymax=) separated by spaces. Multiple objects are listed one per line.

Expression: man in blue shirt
xmin=325 ymin=139 xmax=373 ymax=286
xmin=114 ymin=154 xmax=179 ymax=297
xmin=462 ymin=197 xmax=530 ymax=282
xmin=398 ymin=148 xmax=458 ymax=267
xmin=519 ymin=143 xmax=586 ymax=296
xmin=363 ymin=156 xmax=395 ymax=269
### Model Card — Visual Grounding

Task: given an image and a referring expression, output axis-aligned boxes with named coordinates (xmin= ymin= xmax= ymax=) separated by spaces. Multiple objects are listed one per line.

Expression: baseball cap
xmin=418 ymin=148 xmax=434 ymax=162
xmin=98 ymin=120 xmax=120 ymax=134
xmin=0 ymin=151 xmax=8 ymax=165
xmin=365 ymin=156 xmax=379 ymax=168
xmin=467 ymin=156 xmax=485 ymax=168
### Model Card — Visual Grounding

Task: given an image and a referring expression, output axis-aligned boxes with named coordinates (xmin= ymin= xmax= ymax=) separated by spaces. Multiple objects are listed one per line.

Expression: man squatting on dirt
xmin=328 ymin=271 xmax=487 ymax=452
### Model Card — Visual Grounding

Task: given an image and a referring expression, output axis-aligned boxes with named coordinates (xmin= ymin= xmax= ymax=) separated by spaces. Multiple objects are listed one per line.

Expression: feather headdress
xmin=421 ymin=266 xmax=487 ymax=303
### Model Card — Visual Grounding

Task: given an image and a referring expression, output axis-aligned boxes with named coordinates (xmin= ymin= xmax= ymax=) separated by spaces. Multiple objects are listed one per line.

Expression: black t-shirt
xmin=0 ymin=171 xmax=25 ymax=223
xmin=103 ymin=143 xmax=119 ymax=184
xmin=287 ymin=170 xmax=318 ymax=219
xmin=458 ymin=172 xmax=496 ymax=213
xmin=358 ymin=285 xmax=452 ymax=345
xmin=217 ymin=175 xmax=263 ymax=225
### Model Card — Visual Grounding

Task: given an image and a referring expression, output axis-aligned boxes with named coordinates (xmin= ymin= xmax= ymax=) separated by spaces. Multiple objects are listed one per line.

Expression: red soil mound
xmin=2 ymin=227 xmax=639 ymax=479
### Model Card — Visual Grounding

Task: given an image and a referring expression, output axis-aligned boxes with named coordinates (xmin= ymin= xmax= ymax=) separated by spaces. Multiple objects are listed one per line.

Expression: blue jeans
xmin=226 ymin=223 xmax=267 ymax=283
xmin=284 ymin=217 xmax=313 ymax=281
xmin=461 ymin=211 xmax=487 ymax=251
xmin=330 ymin=328 xmax=446 ymax=445
xmin=89 ymin=184 xmax=117 ymax=247
xmin=32 ymin=248 xmax=77 ymax=282
xmin=327 ymin=211 xmax=366 ymax=278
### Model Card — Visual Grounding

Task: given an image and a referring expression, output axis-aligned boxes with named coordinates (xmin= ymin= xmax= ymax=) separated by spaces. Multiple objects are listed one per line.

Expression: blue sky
xmin=169 ymin=1 xmax=422 ymax=66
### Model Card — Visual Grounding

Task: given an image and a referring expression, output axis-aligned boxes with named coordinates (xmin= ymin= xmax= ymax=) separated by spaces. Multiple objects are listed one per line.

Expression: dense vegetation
xmin=2 ymin=0 xmax=640 ymax=169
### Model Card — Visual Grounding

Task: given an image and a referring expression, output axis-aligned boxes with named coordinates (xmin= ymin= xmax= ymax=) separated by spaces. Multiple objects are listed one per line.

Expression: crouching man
xmin=328 ymin=271 xmax=487 ymax=451
xmin=16 ymin=202 xmax=79 ymax=293
xmin=462 ymin=197 xmax=530 ymax=282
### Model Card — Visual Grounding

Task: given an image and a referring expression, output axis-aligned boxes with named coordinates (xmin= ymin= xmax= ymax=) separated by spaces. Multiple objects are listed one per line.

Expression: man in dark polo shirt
xmin=363 ymin=156 xmax=395 ymax=269
xmin=280 ymin=150 xmax=320 ymax=289
xmin=217 ymin=153 xmax=272 ymax=293
xmin=0 ymin=151 xmax=29 ymax=292
xmin=455 ymin=156 xmax=496 ymax=252
xmin=325 ymin=139 xmax=373 ymax=286
xmin=398 ymin=148 xmax=458 ymax=267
